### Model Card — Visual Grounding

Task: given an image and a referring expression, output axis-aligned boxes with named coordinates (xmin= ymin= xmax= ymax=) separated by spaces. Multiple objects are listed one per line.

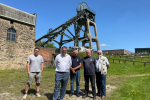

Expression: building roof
xmin=135 ymin=48 xmax=150 ymax=49
xmin=0 ymin=3 xmax=36 ymax=26
xmin=102 ymin=49 xmax=134 ymax=53
xmin=102 ymin=49 xmax=125 ymax=51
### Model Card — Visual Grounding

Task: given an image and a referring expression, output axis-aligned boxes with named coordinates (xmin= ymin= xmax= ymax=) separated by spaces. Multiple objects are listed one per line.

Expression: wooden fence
xmin=109 ymin=58 xmax=150 ymax=67
xmin=107 ymin=55 xmax=150 ymax=60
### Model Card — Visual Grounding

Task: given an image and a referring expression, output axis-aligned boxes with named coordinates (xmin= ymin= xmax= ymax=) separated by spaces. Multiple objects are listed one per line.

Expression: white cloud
xmin=100 ymin=44 xmax=110 ymax=47
xmin=93 ymin=45 xmax=96 ymax=47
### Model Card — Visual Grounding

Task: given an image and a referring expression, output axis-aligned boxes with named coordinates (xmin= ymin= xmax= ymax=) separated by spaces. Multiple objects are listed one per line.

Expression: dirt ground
xmin=0 ymin=84 xmax=117 ymax=100
xmin=63 ymin=84 xmax=117 ymax=100
xmin=126 ymin=74 xmax=150 ymax=77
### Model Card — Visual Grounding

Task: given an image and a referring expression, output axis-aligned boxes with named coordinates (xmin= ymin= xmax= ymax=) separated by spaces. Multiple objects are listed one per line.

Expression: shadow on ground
xmin=21 ymin=88 xmax=36 ymax=95
xmin=65 ymin=89 xmax=93 ymax=98
xmin=44 ymin=93 xmax=53 ymax=100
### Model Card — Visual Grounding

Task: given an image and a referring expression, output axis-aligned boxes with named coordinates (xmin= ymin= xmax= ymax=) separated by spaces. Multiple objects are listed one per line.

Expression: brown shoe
xmin=101 ymin=96 xmax=105 ymax=99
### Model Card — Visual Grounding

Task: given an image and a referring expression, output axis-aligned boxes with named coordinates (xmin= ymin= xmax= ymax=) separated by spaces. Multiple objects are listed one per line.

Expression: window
xmin=6 ymin=28 xmax=16 ymax=42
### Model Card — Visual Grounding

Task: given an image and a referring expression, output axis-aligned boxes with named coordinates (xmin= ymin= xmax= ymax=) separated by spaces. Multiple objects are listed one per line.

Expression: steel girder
xmin=35 ymin=9 xmax=95 ymax=48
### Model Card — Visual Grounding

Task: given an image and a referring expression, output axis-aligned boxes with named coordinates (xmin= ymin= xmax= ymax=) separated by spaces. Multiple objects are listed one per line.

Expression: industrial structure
xmin=35 ymin=2 xmax=100 ymax=52
xmin=102 ymin=49 xmax=134 ymax=55
xmin=135 ymin=48 xmax=150 ymax=54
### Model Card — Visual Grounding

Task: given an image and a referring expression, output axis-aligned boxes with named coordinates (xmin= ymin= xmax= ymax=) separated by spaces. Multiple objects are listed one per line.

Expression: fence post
xmin=141 ymin=56 xmax=142 ymax=60
xmin=133 ymin=61 xmax=135 ymax=65
xmin=144 ymin=62 xmax=146 ymax=67
xmin=113 ymin=59 xmax=114 ymax=63
xmin=124 ymin=60 xmax=126 ymax=64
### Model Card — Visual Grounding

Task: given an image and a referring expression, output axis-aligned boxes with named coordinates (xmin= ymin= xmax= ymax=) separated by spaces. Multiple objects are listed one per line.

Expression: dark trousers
xmin=84 ymin=75 xmax=96 ymax=96
xmin=96 ymin=72 xmax=106 ymax=97
xmin=53 ymin=72 xmax=69 ymax=100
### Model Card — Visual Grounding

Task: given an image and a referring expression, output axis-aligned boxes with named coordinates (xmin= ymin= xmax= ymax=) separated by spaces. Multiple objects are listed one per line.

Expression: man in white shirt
xmin=53 ymin=46 xmax=72 ymax=100
xmin=96 ymin=50 xmax=110 ymax=99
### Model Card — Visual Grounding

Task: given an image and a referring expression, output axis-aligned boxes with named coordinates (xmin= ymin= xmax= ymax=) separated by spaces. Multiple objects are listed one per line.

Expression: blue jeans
xmin=70 ymin=70 xmax=80 ymax=93
xmin=96 ymin=72 xmax=106 ymax=97
xmin=53 ymin=72 xmax=69 ymax=100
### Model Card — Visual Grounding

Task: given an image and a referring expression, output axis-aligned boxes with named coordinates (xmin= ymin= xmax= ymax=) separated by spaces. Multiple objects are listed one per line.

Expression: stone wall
xmin=0 ymin=17 xmax=36 ymax=69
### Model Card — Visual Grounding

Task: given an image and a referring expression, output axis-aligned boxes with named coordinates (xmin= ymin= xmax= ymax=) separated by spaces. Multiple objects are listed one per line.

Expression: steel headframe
xmin=35 ymin=2 xmax=97 ymax=51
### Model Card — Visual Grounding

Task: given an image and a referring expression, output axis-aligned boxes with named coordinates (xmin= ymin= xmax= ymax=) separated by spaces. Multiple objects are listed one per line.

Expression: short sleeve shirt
xmin=27 ymin=55 xmax=44 ymax=72
xmin=71 ymin=56 xmax=81 ymax=71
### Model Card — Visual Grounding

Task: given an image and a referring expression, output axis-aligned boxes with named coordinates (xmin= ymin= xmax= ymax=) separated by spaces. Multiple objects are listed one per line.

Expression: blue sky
xmin=1 ymin=0 xmax=150 ymax=52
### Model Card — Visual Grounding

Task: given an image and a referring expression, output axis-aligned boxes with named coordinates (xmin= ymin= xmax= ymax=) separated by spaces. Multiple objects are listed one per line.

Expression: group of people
xmin=23 ymin=46 xmax=110 ymax=100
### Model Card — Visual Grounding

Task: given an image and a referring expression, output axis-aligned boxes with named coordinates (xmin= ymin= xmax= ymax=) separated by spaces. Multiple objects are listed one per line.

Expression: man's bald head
xmin=86 ymin=49 xmax=91 ymax=57
xmin=98 ymin=50 xmax=103 ymax=57
xmin=73 ymin=50 xmax=78 ymax=57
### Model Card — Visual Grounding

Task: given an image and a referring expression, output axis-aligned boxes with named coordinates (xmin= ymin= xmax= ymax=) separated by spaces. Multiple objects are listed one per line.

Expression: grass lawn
xmin=0 ymin=54 xmax=150 ymax=100
xmin=108 ymin=75 xmax=150 ymax=100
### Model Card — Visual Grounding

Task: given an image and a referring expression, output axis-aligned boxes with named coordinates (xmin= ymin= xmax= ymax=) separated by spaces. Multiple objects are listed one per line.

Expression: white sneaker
xmin=36 ymin=93 xmax=41 ymax=97
xmin=23 ymin=94 xmax=27 ymax=99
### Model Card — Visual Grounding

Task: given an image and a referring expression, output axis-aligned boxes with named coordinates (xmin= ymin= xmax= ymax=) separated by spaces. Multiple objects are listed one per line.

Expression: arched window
xmin=6 ymin=28 xmax=16 ymax=42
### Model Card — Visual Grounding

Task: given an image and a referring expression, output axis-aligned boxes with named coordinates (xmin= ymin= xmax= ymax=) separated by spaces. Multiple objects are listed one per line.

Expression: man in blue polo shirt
xmin=70 ymin=50 xmax=81 ymax=97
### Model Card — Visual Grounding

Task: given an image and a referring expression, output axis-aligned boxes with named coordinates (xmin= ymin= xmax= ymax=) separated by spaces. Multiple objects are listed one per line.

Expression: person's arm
xmin=70 ymin=66 xmax=75 ymax=74
xmin=27 ymin=62 xmax=30 ymax=74
xmin=94 ymin=58 xmax=96 ymax=71
xmin=73 ymin=63 xmax=81 ymax=70
xmin=41 ymin=57 xmax=44 ymax=72
xmin=41 ymin=63 xmax=44 ymax=72
xmin=69 ymin=56 xmax=72 ymax=68
xmin=106 ymin=58 xmax=110 ymax=69
xmin=54 ymin=55 xmax=58 ymax=68
xmin=83 ymin=59 xmax=85 ymax=69
xmin=27 ymin=56 xmax=30 ymax=74
xmin=107 ymin=65 xmax=110 ymax=69
xmin=70 ymin=56 xmax=75 ymax=73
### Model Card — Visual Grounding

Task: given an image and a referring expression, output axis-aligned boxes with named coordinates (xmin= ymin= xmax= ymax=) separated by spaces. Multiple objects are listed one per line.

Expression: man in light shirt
xmin=23 ymin=47 xmax=44 ymax=99
xmin=96 ymin=50 xmax=110 ymax=99
xmin=53 ymin=46 xmax=72 ymax=100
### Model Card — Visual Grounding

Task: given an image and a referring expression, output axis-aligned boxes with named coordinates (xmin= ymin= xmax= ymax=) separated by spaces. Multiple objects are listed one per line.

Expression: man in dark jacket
xmin=82 ymin=49 xmax=96 ymax=100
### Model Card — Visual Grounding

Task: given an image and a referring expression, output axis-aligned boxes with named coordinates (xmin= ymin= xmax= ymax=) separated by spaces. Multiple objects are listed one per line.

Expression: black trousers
xmin=84 ymin=75 xmax=96 ymax=96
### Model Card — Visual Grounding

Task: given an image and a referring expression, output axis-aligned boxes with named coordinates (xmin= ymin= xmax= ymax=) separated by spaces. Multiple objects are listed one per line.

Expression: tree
xmin=35 ymin=41 xmax=57 ymax=48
